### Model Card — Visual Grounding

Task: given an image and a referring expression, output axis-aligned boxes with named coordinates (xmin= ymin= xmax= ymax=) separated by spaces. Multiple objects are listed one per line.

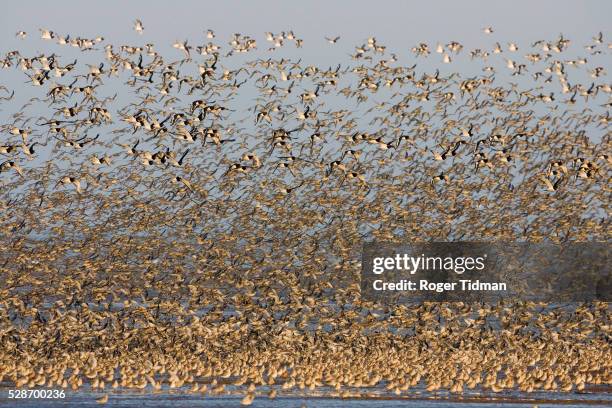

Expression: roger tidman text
xmin=370 ymin=254 xmax=507 ymax=293
xmin=372 ymin=279 xmax=507 ymax=293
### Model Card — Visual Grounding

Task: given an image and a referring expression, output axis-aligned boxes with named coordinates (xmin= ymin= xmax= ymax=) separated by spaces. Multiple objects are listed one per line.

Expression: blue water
xmin=1 ymin=392 xmax=611 ymax=407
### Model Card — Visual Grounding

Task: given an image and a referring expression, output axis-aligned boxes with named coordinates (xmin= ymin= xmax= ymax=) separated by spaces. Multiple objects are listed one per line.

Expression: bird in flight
xmin=134 ymin=19 xmax=144 ymax=34
xmin=0 ymin=22 xmax=608 ymax=403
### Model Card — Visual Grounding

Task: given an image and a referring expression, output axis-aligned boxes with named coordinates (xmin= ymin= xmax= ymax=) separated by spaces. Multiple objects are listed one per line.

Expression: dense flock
xmin=0 ymin=23 xmax=610 ymax=404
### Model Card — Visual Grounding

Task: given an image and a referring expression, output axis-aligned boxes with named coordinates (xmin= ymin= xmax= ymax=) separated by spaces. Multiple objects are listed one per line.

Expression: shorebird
xmin=134 ymin=19 xmax=144 ymax=34
xmin=0 ymin=24 xmax=608 ymax=405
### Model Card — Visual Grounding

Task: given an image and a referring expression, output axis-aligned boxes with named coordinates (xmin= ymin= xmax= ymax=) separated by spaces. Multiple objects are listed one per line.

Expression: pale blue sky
xmin=0 ymin=0 xmax=609 ymax=172
xmin=1 ymin=1 xmax=610 ymax=59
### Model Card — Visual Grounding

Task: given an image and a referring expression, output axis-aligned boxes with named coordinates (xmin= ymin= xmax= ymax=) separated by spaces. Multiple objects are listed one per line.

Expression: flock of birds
xmin=0 ymin=21 xmax=610 ymax=405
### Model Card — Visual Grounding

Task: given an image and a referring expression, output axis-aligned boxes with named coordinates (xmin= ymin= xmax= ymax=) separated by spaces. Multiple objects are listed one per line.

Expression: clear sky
xmin=1 ymin=1 xmax=609 ymax=102
xmin=0 ymin=0 xmax=609 ymax=170
xmin=0 ymin=0 xmax=609 ymax=233
xmin=1 ymin=1 xmax=610 ymax=58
